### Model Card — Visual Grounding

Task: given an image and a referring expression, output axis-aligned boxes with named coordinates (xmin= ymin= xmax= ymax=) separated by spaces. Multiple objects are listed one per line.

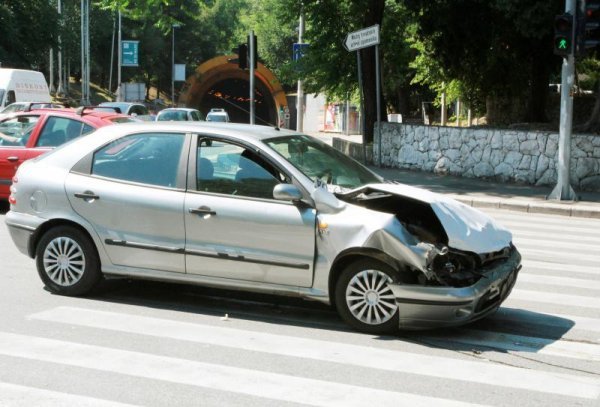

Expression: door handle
xmin=189 ymin=206 xmax=217 ymax=216
xmin=74 ymin=191 xmax=100 ymax=201
xmin=7 ymin=156 xmax=19 ymax=162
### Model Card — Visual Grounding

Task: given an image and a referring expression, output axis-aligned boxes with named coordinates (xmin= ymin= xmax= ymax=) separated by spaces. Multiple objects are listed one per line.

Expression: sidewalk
xmin=310 ymin=132 xmax=600 ymax=219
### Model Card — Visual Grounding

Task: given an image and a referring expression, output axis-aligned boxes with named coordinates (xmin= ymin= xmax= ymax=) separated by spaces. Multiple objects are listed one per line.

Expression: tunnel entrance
xmin=202 ymin=78 xmax=276 ymax=125
xmin=179 ymin=55 xmax=288 ymax=128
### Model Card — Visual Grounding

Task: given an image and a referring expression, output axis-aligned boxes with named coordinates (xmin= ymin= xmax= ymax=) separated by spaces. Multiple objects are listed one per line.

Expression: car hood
xmin=343 ymin=183 xmax=513 ymax=254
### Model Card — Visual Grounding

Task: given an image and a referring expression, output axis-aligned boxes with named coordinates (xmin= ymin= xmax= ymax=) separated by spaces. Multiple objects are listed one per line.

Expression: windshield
xmin=264 ymin=135 xmax=381 ymax=190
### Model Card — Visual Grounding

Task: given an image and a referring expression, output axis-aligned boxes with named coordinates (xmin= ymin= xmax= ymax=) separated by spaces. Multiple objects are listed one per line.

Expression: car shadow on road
xmin=0 ymin=201 xmax=9 ymax=214
xmin=81 ymin=277 xmax=577 ymax=360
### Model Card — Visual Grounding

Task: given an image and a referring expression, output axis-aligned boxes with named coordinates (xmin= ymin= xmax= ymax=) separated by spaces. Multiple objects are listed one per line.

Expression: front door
xmin=66 ymin=132 xmax=189 ymax=273
xmin=184 ymin=137 xmax=316 ymax=287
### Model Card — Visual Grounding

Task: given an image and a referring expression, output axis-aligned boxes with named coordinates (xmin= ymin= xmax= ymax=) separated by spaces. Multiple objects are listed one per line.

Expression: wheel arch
xmin=29 ymin=218 xmax=98 ymax=259
xmin=328 ymin=248 xmax=413 ymax=306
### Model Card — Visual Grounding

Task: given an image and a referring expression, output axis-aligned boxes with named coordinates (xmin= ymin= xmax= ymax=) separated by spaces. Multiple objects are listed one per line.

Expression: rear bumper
xmin=5 ymin=211 xmax=45 ymax=257
xmin=389 ymin=248 xmax=521 ymax=329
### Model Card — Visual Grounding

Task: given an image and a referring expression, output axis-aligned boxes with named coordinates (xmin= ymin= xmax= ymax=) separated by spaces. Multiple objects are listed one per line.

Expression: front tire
xmin=335 ymin=259 xmax=399 ymax=334
xmin=36 ymin=226 xmax=101 ymax=296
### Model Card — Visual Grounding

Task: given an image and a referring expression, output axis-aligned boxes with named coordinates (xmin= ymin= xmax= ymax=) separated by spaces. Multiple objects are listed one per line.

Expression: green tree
xmin=404 ymin=0 xmax=562 ymax=124
xmin=0 ymin=0 xmax=58 ymax=69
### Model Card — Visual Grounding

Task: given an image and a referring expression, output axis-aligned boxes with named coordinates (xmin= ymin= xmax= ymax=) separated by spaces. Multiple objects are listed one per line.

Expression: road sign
xmin=343 ymin=25 xmax=379 ymax=52
xmin=121 ymin=40 xmax=139 ymax=67
xmin=173 ymin=64 xmax=186 ymax=81
xmin=293 ymin=43 xmax=309 ymax=61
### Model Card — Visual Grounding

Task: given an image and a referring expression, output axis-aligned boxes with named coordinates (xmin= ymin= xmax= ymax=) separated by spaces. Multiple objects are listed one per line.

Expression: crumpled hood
xmin=364 ymin=183 xmax=513 ymax=254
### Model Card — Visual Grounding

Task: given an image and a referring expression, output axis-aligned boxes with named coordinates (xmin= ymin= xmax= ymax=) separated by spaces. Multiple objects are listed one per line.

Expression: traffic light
xmin=576 ymin=0 xmax=600 ymax=56
xmin=247 ymin=34 xmax=258 ymax=69
xmin=554 ymin=13 xmax=574 ymax=56
xmin=238 ymin=43 xmax=248 ymax=70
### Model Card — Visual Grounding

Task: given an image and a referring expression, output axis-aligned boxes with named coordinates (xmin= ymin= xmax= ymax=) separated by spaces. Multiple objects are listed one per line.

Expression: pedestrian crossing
xmin=1 ymin=207 xmax=599 ymax=406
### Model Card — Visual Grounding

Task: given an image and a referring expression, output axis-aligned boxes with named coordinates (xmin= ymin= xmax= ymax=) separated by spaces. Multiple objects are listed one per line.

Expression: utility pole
xmin=296 ymin=13 xmax=304 ymax=132
xmin=116 ymin=10 xmax=123 ymax=101
xmin=49 ymin=49 xmax=55 ymax=94
xmin=108 ymin=15 xmax=115 ymax=96
xmin=249 ymin=30 xmax=255 ymax=125
xmin=548 ymin=0 xmax=577 ymax=201
xmin=80 ymin=0 xmax=91 ymax=105
xmin=56 ymin=0 xmax=64 ymax=96
xmin=171 ymin=24 xmax=180 ymax=107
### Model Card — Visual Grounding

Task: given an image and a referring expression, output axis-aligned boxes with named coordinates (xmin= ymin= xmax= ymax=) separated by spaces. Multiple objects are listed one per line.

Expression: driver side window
xmin=196 ymin=138 xmax=287 ymax=200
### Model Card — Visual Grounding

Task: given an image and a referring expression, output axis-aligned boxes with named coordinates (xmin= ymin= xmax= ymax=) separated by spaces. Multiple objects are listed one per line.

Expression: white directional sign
xmin=344 ymin=25 xmax=380 ymax=52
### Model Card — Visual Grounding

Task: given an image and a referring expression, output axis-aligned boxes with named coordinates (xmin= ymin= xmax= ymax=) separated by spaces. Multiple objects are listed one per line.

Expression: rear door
xmin=66 ymin=132 xmax=190 ymax=273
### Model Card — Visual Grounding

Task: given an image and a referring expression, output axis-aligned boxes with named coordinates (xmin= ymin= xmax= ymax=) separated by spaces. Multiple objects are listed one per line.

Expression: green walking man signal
xmin=554 ymin=13 xmax=574 ymax=56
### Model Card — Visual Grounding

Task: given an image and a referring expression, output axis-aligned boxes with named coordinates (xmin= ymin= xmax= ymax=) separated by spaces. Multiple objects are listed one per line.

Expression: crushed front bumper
xmin=389 ymin=248 xmax=521 ymax=329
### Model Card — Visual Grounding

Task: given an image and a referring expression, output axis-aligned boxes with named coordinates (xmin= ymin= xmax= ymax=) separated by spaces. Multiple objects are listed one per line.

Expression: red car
xmin=0 ymin=107 xmax=133 ymax=200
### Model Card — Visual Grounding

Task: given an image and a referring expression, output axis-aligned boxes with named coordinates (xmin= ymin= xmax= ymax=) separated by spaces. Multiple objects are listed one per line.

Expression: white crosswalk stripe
xmin=25 ymin=307 xmax=600 ymax=400
xmin=0 ymin=332 xmax=485 ymax=407
xmin=0 ymin=383 xmax=138 ymax=407
xmin=516 ymin=273 xmax=600 ymax=290
xmin=521 ymin=260 xmax=598 ymax=276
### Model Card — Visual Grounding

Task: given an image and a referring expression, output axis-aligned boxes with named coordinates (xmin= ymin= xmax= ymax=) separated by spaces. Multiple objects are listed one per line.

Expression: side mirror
xmin=310 ymin=186 xmax=346 ymax=214
xmin=273 ymin=184 xmax=303 ymax=202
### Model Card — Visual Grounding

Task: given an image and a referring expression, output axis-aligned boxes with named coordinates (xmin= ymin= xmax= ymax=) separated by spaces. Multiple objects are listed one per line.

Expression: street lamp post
xmin=171 ymin=23 xmax=181 ymax=107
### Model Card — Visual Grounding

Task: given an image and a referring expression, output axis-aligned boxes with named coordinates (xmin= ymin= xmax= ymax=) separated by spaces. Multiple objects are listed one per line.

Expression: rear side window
xmin=36 ymin=117 xmax=90 ymax=147
xmin=130 ymin=105 xmax=148 ymax=116
xmin=92 ymin=133 xmax=185 ymax=188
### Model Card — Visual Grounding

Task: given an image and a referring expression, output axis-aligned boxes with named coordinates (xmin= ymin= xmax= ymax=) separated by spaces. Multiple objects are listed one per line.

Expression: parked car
xmin=0 ymin=106 xmax=133 ymax=200
xmin=97 ymin=102 xmax=149 ymax=116
xmin=5 ymin=123 xmax=520 ymax=333
xmin=156 ymin=107 xmax=203 ymax=122
xmin=206 ymin=108 xmax=229 ymax=122
xmin=0 ymin=101 xmax=64 ymax=121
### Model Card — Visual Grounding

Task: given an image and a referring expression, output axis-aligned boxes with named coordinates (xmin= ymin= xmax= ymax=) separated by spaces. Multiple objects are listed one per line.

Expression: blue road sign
xmin=293 ymin=43 xmax=309 ymax=61
xmin=122 ymin=40 xmax=139 ymax=67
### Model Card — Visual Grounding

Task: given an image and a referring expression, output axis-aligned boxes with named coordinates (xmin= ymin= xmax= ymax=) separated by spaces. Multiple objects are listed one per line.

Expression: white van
xmin=0 ymin=69 xmax=51 ymax=109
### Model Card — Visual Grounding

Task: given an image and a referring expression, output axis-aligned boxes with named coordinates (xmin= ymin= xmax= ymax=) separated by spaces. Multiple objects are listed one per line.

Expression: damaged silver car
xmin=5 ymin=123 xmax=521 ymax=334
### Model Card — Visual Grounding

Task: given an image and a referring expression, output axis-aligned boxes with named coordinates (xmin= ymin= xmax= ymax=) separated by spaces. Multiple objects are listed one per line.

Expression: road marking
xmin=28 ymin=307 xmax=600 ymax=399
xmin=510 ymin=289 xmax=600 ymax=309
xmin=521 ymin=260 xmax=599 ymax=276
xmin=513 ymin=237 xmax=600 ymax=253
xmin=488 ymin=212 xmax=600 ymax=229
xmin=516 ymin=274 xmax=600 ymax=291
xmin=0 ymin=332 xmax=485 ymax=407
xmin=0 ymin=382 xmax=138 ymax=407
xmin=518 ymin=248 xmax=600 ymax=264
xmin=422 ymin=329 xmax=600 ymax=361
xmin=514 ymin=230 xmax=600 ymax=245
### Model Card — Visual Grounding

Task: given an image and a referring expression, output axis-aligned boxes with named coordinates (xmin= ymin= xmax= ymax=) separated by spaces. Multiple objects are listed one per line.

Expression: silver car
xmin=5 ymin=122 xmax=520 ymax=333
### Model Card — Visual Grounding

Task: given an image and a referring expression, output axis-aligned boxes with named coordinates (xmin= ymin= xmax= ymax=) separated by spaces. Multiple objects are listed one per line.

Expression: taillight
xmin=9 ymin=176 xmax=17 ymax=205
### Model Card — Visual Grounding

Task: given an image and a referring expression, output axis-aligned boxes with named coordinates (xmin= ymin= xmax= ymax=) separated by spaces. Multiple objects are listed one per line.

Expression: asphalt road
xmin=0 ymin=202 xmax=599 ymax=407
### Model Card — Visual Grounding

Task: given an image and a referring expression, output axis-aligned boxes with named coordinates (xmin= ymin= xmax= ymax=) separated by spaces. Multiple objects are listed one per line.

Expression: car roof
xmin=4 ymin=107 xmax=130 ymax=124
xmin=99 ymin=102 xmax=145 ymax=108
xmin=159 ymin=108 xmax=198 ymax=113
xmin=89 ymin=121 xmax=296 ymax=143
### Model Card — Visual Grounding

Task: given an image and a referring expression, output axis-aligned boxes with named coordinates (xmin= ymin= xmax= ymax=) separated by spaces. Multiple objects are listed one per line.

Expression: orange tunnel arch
xmin=179 ymin=55 xmax=288 ymax=126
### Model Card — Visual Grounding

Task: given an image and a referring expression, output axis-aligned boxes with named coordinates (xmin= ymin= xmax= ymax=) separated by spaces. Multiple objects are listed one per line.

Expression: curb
xmin=450 ymin=195 xmax=600 ymax=219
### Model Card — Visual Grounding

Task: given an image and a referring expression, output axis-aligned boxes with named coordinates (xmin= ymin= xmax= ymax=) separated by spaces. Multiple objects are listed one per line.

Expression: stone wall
xmin=369 ymin=122 xmax=600 ymax=191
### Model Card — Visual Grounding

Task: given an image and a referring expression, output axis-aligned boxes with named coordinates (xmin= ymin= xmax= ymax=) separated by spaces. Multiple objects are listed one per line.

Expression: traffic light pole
xmin=548 ymin=0 xmax=578 ymax=201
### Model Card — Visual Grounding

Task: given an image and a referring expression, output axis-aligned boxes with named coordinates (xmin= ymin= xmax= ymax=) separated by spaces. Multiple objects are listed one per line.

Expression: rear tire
xmin=36 ymin=226 xmax=101 ymax=296
xmin=335 ymin=259 xmax=399 ymax=334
